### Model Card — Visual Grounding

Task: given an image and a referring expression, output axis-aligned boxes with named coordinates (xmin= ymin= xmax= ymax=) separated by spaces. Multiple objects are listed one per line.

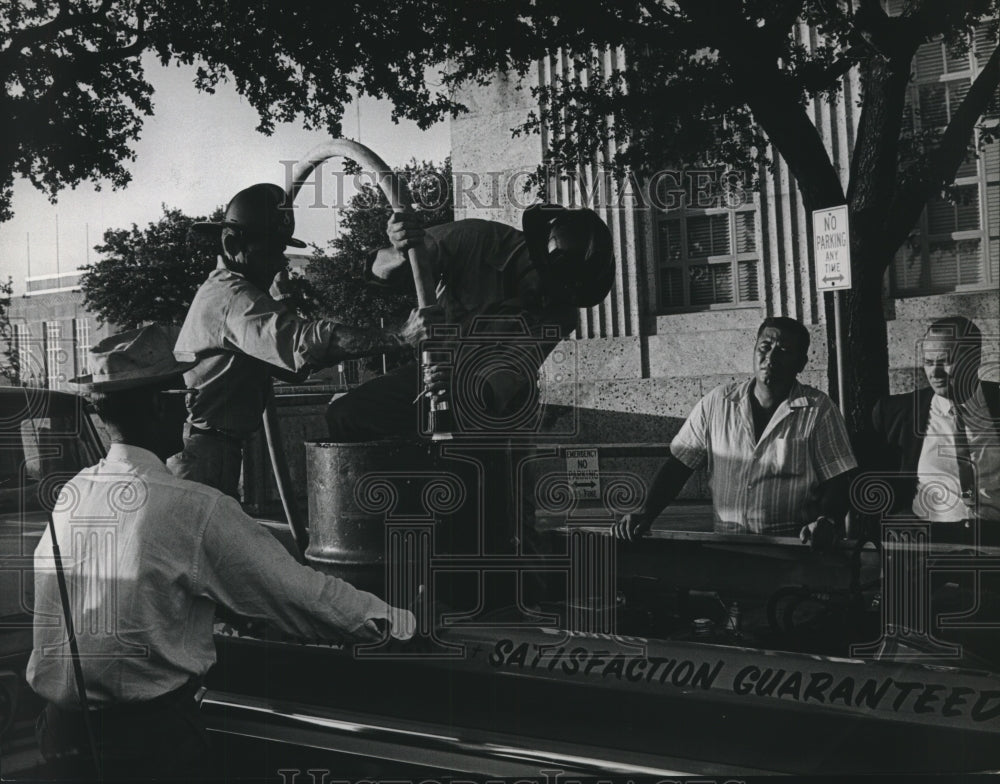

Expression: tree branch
xmin=799 ymin=47 xmax=865 ymax=92
xmin=64 ymin=5 xmax=146 ymax=67
xmin=602 ymin=0 xmax=707 ymax=51
xmin=911 ymin=0 xmax=984 ymax=40
xmin=1 ymin=0 xmax=113 ymax=57
xmin=762 ymin=0 xmax=806 ymax=52
xmin=673 ymin=0 xmax=845 ymax=209
xmin=635 ymin=0 xmax=672 ymax=24
xmin=844 ymin=34 xmax=920 ymax=250
xmin=885 ymin=40 xmax=1000 ymax=250
xmin=853 ymin=0 xmax=926 ymax=60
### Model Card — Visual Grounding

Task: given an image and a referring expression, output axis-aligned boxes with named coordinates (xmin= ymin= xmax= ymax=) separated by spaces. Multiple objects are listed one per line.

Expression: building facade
xmin=2 ymin=257 xmax=359 ymax=391
xmin=448 ymin=20 xmax=999 ymax=457
xmin=4 ymin=273 xmax=113 ymax=390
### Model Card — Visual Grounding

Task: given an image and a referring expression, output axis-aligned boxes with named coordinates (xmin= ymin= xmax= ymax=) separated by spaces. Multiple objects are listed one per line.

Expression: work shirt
xmin=914 ymin=387 xmax=1000 ymax=522
xmin=421 ymin=219 xmax=532 ymax=325
xmin=378 ymin=220 xmax=577 ymax=417
xmin=27 ymin=444 xmax=394 ymax=708
xmin=670 ymin=378 xmax=857 ymax=535
xmin=175 ymin=265 xmax=345 ymax=437
xmin=382 ymin=219 xmax=577 ymax=331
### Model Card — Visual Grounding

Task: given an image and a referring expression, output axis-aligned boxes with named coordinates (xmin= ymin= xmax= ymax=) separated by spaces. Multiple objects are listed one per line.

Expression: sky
xmin=0 ymin=53 xmax=451 ymax=295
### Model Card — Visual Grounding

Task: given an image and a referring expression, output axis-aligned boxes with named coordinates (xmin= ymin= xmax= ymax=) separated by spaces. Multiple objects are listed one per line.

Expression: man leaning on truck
xmin=28 ymin=325 xmax=415 ymax=781
xmin=612 ymin=317 xmax=857 ymax=547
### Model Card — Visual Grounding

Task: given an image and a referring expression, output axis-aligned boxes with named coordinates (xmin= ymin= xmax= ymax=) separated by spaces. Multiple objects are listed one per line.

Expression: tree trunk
xmin=823 ymin=48 xmax=913 ymax=458
xmin=837 ymin=234 xmax=891 ymax=464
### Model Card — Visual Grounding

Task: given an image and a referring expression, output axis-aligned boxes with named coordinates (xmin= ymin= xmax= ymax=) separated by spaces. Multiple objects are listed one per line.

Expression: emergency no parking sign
xmin=566 ymin=448 xmax=600 ymax=500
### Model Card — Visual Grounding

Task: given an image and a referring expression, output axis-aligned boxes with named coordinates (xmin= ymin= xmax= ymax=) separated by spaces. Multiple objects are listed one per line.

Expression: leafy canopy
xmin=79 ymin=206 xmax=222 ymax=329
xmin=0 ymin=277 xmax=18 ymax=384
xmin=5 ymin=0 xmax=996 ymax=236
xmin=0 ymin=0 xmax=453 ymax=221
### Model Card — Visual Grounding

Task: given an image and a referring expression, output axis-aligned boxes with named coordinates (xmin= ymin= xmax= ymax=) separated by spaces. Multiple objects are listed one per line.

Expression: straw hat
xmin=70 ymin=325 xmax=197 ymax=392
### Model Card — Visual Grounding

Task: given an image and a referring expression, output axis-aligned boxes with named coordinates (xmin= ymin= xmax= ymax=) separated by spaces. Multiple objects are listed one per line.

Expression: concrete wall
xmin=885 ymin=291 xmax=999 ymax=393
xmin=451 ymin=69 xmax=544 ymax=228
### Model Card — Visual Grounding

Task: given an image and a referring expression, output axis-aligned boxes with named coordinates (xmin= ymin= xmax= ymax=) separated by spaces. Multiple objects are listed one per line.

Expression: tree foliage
xmin=307 ymin=158 xmax=453 ymax=331
xmin=0 ymin=277 xmax=19 ymax=384
xmin=5 ymin=0 xmax=995 ymax=230
xmin=80 ymin=206 xmax=220 ymax=329
xmin=0 ymin=0 xmax=454 ymax=222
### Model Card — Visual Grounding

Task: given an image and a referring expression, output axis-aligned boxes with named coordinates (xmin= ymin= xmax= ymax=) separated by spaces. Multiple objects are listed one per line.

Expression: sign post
xmin=812 ymin=206 xmax=852 ymax=415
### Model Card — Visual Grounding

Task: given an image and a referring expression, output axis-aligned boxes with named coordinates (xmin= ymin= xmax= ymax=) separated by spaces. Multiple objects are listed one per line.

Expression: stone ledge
xmin=891 ymin=291 xmax=999 ymax=321
xmin=655 ymin=307 xmax=764 ymax=333
xmin=540 ymin=336 xmax=643 ymax=383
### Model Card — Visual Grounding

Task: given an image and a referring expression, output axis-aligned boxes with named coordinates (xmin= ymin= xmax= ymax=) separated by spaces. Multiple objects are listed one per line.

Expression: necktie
xmin=953 ymin=403 xmax=976 ymax=512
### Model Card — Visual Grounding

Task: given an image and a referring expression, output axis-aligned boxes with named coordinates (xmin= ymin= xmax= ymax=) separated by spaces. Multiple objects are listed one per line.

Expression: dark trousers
xmin=167 ymin=426 xmax=243 ymax=500
xmin=35 ymin=686 xmax=214 ymax=782
xmin=326 ymin=362 xmax=422 ymax=442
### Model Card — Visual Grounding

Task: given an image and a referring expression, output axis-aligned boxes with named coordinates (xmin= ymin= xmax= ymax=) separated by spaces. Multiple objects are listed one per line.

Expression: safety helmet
xmin=192 ymin=183 xmax=305 ymax=248
xmin=522 ymin=204 xmax=615 ymax=307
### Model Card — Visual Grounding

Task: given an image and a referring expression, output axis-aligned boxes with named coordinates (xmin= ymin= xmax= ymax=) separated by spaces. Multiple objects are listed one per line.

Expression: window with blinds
xmin=656 ymin=206 xmax=760 ymax=310
xmin=73 ymin=318 xmax=91 ymax=376
xmin=889 ymin=9 xmax=999 ymax=296
xmin=44 ymin=321 xmax=62 ymax=390
xmin=12 ymin=323 xmax=30 ymax=384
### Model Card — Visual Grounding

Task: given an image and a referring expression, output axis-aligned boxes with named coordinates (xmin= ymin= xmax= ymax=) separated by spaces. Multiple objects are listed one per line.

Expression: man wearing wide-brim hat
xmin=27 ymin=324 xmax=415 ymax=781
xmin=325 ymin=202 xmax=616 ymax=441
xmin=172 ymin=182 xmax=436 ymax=497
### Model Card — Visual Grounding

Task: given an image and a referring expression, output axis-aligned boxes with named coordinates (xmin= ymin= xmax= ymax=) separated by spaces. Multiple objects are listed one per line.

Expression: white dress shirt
xmin=914 ymin=386 xmax=1000 ymax=522
xmin=28 ymin=444 xmax=402 ymax=708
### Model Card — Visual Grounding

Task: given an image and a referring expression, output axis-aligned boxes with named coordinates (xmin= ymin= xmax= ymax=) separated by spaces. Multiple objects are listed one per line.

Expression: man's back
xmin=28 ymin=444 xmax=222 ymax=707
xmin=29 ymin=442 xmax=391 ymax=708
xmin=421 ymin=219 xmax=528 ymax=323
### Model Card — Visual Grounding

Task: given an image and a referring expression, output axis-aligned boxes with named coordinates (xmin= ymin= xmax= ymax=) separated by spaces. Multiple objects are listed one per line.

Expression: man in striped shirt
xmin=612 ymin=317 xmax=856 ymax=546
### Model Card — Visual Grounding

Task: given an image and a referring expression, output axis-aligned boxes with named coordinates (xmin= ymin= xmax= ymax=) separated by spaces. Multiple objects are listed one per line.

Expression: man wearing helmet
xmin=325 ymin=204 xmax=615 ymax=441
xmin=170 ymin=183 xmax=433 ymax=497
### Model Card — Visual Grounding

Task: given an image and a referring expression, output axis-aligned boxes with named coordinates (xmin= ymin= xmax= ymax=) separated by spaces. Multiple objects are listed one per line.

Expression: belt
xmin=81 ymin=678 xmax=203 ymax=716
xmin=187 ymin=424 xmax=243 ymax=445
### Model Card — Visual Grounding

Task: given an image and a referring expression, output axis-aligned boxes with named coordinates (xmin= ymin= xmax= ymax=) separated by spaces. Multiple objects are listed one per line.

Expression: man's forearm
xmin=816 ymin=472 xmax=851 ymax=523
xmin=325 ymin=324 xmax=407 ymax=361
xmin=643 ymin=456 xmax=695 ymax=519
xmin=371 ymin=247 xmax=414 ymax=288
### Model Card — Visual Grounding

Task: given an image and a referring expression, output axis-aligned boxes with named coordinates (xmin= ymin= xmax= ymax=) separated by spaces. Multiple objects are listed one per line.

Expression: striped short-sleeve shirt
xmin=670 ymin=378 xmax=857 ymax=535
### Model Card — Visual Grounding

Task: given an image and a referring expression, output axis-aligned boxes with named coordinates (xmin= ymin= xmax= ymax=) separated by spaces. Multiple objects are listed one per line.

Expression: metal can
xmin=726 ymin=602 xmax=742 ymax=634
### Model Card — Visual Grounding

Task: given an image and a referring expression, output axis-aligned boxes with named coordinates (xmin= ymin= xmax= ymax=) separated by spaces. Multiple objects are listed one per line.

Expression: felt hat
xmin=522 ymin=203 xmax=615 ymax=308
xmin=70 ymin=325 xmax=197 ymax=392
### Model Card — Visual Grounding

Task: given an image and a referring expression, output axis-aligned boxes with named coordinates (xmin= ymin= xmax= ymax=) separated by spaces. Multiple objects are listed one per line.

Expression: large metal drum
xmin=305 ymin=439 xmax=436 ymax=596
